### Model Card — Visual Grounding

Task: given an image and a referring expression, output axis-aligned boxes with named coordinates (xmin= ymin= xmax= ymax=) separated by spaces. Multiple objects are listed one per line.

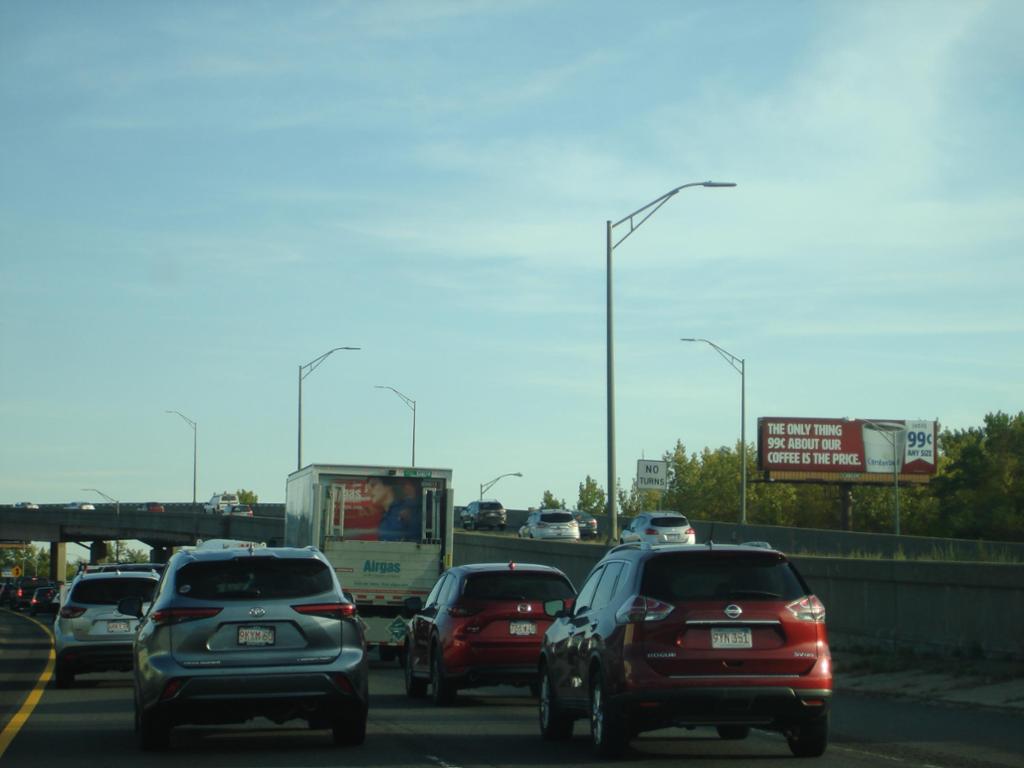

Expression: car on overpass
xmin=65 ymin=501 xmax=96 ymax=511
xmin=137 ymin=501 xmax=165 ymax=513
xmin=204 ymin=492 xmax=239 ymax=514
xmin=14 ymin=501 xmax=39 ymax=509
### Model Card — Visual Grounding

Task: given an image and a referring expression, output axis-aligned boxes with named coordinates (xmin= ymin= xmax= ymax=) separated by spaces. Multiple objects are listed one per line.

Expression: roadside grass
xmin=832 ymin=643 xmax=1024 ymax=682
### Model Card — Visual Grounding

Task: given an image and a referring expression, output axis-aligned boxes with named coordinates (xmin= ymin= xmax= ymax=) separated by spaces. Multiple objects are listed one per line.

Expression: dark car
xmin=538 ymin=543 xmax=832 ymax=758
xmin=404 ymin=562 xmax=576 ymax=705
xmin=29 ymin=585 xmax=59 ymax=615
xmin=460 ymin=500 xmax=507 ymax=531
xmin=122 ymin=545 xmax=368 ymax=750
xmin=573 ymin=510 xmax=600 ymax=539
xmin=9 ymin=577 xmax=51 ymax=611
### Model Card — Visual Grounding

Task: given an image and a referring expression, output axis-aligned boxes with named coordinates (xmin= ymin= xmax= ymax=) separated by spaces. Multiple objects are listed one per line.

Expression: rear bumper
xmin=447 ymin=663 xmax=538 ymax=689
xmin=612 ymin=685 xmax=832 ymax=729
xmin=147 ymin=670 xmax=368 ymax=727
xmin=57 ymin=643 xmax=134 ymax=674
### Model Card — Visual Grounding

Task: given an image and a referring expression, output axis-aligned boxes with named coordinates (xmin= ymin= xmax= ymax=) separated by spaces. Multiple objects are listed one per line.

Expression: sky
xmin=2 ymin=1 xmax=1022 ymax=516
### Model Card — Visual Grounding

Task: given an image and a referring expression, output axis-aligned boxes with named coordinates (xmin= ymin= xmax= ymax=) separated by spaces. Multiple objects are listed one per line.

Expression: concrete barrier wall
xmin=453 ymin=533 xmax=1024 ymax=661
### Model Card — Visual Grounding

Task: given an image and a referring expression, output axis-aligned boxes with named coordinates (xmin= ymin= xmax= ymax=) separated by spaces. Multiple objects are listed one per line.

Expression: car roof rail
xmin=606 ymin=541 xmax=650 ymax=555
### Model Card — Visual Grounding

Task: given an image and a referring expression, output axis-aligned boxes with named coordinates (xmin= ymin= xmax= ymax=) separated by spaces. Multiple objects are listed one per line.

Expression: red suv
xmin=404 ymin=563 xmax=576 ymax=705
xmin=538 ymin=543 xmax=831 ymax=758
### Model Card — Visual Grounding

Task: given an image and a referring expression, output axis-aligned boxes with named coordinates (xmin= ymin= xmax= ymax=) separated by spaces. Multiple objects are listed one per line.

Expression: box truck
xmin=285 ymin=464 xmax=454 ymax=655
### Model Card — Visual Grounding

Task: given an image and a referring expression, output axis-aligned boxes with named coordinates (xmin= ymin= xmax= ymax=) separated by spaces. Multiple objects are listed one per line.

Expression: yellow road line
xmin=0 ymin=611 xmax=55 ymax=759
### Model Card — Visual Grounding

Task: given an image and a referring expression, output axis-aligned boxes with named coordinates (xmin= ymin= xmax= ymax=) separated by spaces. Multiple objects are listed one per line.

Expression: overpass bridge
xmin=0 ymin=503 xmax=285 ymax=582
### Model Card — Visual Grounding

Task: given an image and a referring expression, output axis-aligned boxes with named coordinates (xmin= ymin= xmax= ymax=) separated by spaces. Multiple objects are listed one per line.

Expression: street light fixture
xmin=606 ymin=181 xmax=736 ymax=541
xmin=860 ymin=419 xmax=904 ymax=536
xmin=83 ymin=487 xmax=121 ymax=561
xmin=298 ymin=346 xmax=360 ymax=470
xmin=165 ymin=410 xmax=197 ymax=505
xmin=681 ymin=338 xmax=746 ymax=525
xmin=375 ymin=385 xmax=417 ymax=466
xmin=480 ymin=472 xmax=522 ymax=501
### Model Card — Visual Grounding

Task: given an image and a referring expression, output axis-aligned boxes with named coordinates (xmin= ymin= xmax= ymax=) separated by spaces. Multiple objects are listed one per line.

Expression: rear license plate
xmin=107 ymin=620 xmax=129 ymax=633
xmin=238 ymin=625 xmax=275 ymax=646
xmin=711 ymin=627 xmax=752 ymax=649
xmin=509 ymin=621 xmax=536 ymax=636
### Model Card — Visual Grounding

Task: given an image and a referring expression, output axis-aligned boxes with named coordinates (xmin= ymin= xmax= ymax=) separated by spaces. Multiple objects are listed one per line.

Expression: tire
xmin=137 ymin=705 xmax=170 ymax=751
xmin=716 ymin=725 xmax=750 ymax=740
xmin=431 ymin=644 xmax=455 ymax=706
xmin=405 ymin=643 xmax=427 ymax=698
xmin=55 ymin=662 xmax=75 ymax=689
xmin=590 ymin=675 xmax=627 ymax=758
xmin=787 ymin=714 xmax=829 ymax=758
xmin=332 ymin=707 xmax=367 ymax=746
xmin=538 ymin=665 xmax=573 ymax=740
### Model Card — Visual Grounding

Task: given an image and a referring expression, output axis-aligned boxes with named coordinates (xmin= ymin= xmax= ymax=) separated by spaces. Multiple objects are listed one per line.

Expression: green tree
xmin=577 ymin=475 xmax=606 ymax=517
xmin=237 ymin=489 xmax=259 ymax=505
xmin=539 ymin=491 xmax=565 ymax=509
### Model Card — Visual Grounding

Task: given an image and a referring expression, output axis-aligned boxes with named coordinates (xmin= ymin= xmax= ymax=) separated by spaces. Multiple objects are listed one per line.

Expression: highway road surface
xmin=1 ymin=609 xmax=1021 ymax=768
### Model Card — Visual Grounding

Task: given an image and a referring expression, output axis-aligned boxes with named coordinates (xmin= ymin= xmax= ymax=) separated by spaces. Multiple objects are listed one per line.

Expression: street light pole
xmin=83 ymin=487 xmax=121 ymax=560
xmin=480 ymin=472 xmax=522 ymax=501
xmin=375 ymin=385 xmax=417 ymax=466
xmin=298 ymin=346 xmax=360 ymax=470
xmin=165 ymin=410 xmax=197 ymax=505
xmin=681 ymin=338 xmax=746 ymax=525
xmin=861 ymin=419 xmax=904 ymax=536
xmin=607 ymin=181 xmax=736 ymax=542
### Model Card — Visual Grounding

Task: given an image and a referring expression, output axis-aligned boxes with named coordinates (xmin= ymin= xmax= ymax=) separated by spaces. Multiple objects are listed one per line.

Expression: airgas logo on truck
xmin=363 ymin=559 xmax=401 ymax=574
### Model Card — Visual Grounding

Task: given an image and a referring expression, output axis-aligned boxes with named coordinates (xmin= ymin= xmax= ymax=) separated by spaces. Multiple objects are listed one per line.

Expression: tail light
xmin=292 ymin=602 xmax=357 ymax=620
xmin=786 ymin=595 xmax=826 ymax=623
xmin=151 ymin=607 xmax=223 ymax=626
xmin=16 ymin=588 xmax=23 ymax=598
xmin=615 ymin=594 xmax=674 ymax=624
xmin=60 ymin=606 xmax=86 ymax=619
xmin=447 ymin=603 xmax=479 ymax=617
xmin=644 ymin=528 xmax=659 ymax=535
xmin=30 ymin=598 xmax=38 ymax=606
xmin=160 ymin=678 xmax=186 ymax=701
xmin=686 ymin=527 xmax=696 ymax=536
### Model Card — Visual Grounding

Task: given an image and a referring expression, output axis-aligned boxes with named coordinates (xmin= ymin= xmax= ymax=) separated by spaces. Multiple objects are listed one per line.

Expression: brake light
xmin=292 ymin=602 xmax=357 ymax=620
xmin=615 ymin=595 xmax=674 ymax=624
xmin=60 ymin=606 xmax=86 ymax=619
xmin=644 ymin=528 xmax=658 ymax=535
xmin=151 ymin=607 xmax=222 ymax=626
xmin=786 ymin=595 xmax=826 ymax=622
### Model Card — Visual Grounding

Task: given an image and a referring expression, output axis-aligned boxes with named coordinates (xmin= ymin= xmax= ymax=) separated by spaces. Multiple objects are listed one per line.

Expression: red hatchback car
xmin=404 ymin=562 xmax=576 ymax=705
xmin=538 ymin=543 xmax=832 ymax=758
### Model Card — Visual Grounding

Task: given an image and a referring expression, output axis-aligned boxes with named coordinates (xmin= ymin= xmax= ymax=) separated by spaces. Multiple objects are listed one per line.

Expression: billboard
xmin=757 ymin=417 xmax=937 ymax=482
xmin=323 ymin=475 xmax=425 ymax=542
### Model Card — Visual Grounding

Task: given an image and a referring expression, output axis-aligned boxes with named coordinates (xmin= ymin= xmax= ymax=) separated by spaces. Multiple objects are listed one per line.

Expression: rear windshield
xmin=463 ymin=572 xmax=575 ymax=601
xmin=175 ymin=558 xmax=335 ymax=600
xmin=651 ymin=516 xmax=688 ymax=527
xmin=71 ymin=577 xmax=157 ymax=605
xmin=642 ymin=553 xmax=807 ymax=602
xmin=540 ymin=512 xmax=574 ymax=523
xmin=479 ymin=502 xmax=504 ymax=511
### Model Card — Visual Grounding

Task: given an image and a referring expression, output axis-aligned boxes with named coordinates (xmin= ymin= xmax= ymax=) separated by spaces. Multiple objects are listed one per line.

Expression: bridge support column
xmin=90 ymin=541 xmax=108 ymax=564
xmin=149 ymin=546 xmax=172 ymax=564
xmin=49 ymin=542 xmax=67 ymax=584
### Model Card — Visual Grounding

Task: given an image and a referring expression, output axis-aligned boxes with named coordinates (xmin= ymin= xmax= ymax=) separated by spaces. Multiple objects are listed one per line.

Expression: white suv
xmin=619 ymin=511 xmax=696 ymax=545
xmin=203 ymin=492 xmax=239 ymax=514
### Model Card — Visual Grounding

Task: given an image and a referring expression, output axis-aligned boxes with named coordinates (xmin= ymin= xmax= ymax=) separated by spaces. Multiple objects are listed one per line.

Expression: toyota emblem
xmin=249 ymin=607 xmax=267 ymax=618
xmin=724 ymin=604 xmax=742 ymax=619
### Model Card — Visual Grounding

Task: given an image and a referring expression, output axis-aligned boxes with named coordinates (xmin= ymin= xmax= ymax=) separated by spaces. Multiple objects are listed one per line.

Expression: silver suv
xmin=121 ymin=545 xmax=368 ymax=751
xmin=54 ymin=571 xmax=160 ymax=687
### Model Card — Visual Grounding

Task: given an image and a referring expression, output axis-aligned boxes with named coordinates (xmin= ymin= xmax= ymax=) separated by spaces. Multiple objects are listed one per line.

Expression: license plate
xmin=711 ymin=627 xmax=752 ymax=649
xmin=238 ymin=625 xmax=275 ymax=646
xmin=107 ymin=620 xmax=129 ymax=633
xmin=664 ymin=533 xmax=681 ymax=540
xmin=509 ymin=621 xmax=536 ymax=636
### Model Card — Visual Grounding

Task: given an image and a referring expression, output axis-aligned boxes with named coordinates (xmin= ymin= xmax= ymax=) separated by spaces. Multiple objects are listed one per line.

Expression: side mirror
xmin=544 ymin=598 xmax=573 ymax=619
xmin=402 ymin=595 xmax=424 ymax=619
xmin=117 ymin=596 xmax=144 ymax=618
